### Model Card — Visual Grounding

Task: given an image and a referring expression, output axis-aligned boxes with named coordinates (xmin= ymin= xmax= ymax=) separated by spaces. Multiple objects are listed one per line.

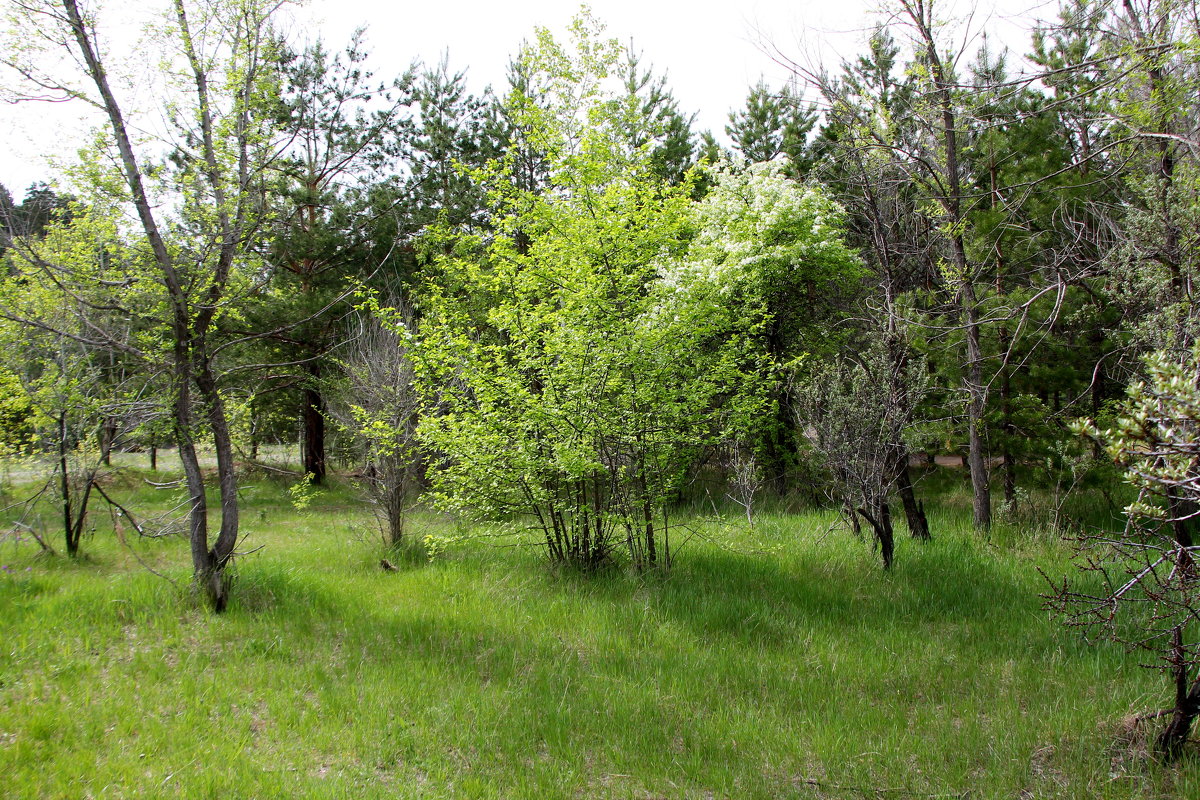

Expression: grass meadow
xmin=0 ymin=459 xmax=1197 ymax=798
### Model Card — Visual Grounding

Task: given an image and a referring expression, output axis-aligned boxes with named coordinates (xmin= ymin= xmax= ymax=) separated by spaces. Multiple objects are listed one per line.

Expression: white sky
xmin=0 ymin=0 xmax=1058 ymax=197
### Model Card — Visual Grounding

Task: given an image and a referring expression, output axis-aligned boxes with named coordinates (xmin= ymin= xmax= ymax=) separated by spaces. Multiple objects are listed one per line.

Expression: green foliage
xmin=1090 ymin=348 xmax=1200 ymax=514
xmin=725 ymin=81 xmax=817 ymax=177
xmin=411 ymin=18 xmax=806 ymax=569
xmin=618 ymin=48 xmax=699 ymax=185
xmin=287 ymin=472 xmax=319 ymax=513
xmin=0 ymin=366 xmax=34 ymax=454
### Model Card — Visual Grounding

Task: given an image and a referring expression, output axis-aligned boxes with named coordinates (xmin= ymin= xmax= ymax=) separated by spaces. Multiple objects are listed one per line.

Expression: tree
xmin=409 ymin=16 xmax=781 ymax=570
xmin=1 ymin=0 xmax=289 ymax=610
xmin=1100 ymin=0 xmax=1200 ymax=353
xmin=804 ymin=1 xmax=1090 ymax=531
xmin=618 ymin=47 xmax=698 ymax=185
xmin=726 ymin=80 xmax=817 ymax=177
xmin=331 ymin=306 xmax=422 ymax=548
xmin=795 ymin=338 xmax=929 ymax=568
xmin=0 ymin=201 xmax=156 ymax=556
xmin=406 ymin=55 xmax=499 ymax=233
xmin=266 ymin=33 xmax=414 ymax=484
xmin=810 ymin=28 xmax=935 ymax=538
xmin=682 ymin=158 xmax=864 ymax=495
xmin=1049 ymin=347 xmax=1200 ymax=760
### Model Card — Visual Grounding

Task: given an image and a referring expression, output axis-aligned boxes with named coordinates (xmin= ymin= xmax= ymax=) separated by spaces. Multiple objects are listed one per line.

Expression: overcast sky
xmin=0 ymin=0 xmax=1056 ymax=196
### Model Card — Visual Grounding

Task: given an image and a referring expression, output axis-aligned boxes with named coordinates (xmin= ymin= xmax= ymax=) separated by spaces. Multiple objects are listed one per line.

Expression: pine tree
xmin=727 ymin=81 xmax=817 ymax=176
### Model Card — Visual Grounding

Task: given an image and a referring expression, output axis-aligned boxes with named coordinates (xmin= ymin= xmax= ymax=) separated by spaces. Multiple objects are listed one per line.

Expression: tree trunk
xmin=384 ymin=480 xmax=405 ymax=547
xmin=59 ymin=412 xmax=75 ymax=556
xmin=99 ymin=418 xmax=116 ymax=466
xmin=857 ymin=501 xmax=894 ymax=570
xmin=176 ymin=355 xmax=213 ymax=607
xmin=301 ymin=361 xmax=326 ymax=484
xmin=1157 ymin=495 xmax=1200 ymax=759
xmin=895 ymin=455 xmax=930 ymax=540
xmin=904 ymin=0 xmax=991 ymax=530
xmin=1156 ymin=629 xmax=1200 ymax=761
xmin=195 ymin=356 xmax=239 ymax=612
xmin=963 ymin=278 xmax=992 ymax=531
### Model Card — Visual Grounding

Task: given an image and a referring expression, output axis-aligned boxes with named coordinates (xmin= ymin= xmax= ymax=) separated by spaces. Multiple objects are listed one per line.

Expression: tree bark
xmin=895 ymin=455 xmax=930 ymax=540
xmin=1156 ymin=629 xmax=1200 ymax=761
xmin=301 ymin=360 xmax=326 ymax=484
xmin=58 ymin=412 xmax=74 ymax=556
xmin=195 ymin=355 xmax=238 ymax=612
xmin=857 ymin=502 xmax=894 ymax=570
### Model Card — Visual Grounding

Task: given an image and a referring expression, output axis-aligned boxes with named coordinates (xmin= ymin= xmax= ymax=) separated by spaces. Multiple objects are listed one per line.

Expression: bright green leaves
xmin=405 ymin=18 xmax=859 ymax=569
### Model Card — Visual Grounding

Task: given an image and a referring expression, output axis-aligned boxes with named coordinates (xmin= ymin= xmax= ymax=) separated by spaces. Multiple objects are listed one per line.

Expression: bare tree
xmin=331 ymin=309 xmax=422 ymax=548
xmin=795 ymin=338 xmax=929 ymax=568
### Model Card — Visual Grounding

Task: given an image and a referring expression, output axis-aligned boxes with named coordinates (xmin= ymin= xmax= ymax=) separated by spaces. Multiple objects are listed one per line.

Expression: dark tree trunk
xmin=99 ymin=417 xmax=116 ymax=466
xmin=149 ymin=439 xmax=157 ymax=471
xmin=1156 ymin=629 xmax=1200 ymax=761
xmin=962 ymin=274 xmax=992 ymax=531
xmin=301 ymin=361 xmax=326 ymax=484
xmin=194 ymin=356 xmax=238 ymax=613
xmin=846 ymin=498 xmax=863 ymax=538
xmin=895 ymin=455 xmax=930 ymax=540
xmin=1002 ymin=451 xmax=1016 ymax=509
xmin=59 ymin=412 xmax=75 ymax=556
xmin=760 ymin=397 xmax=798 ymax=495
xmin=1157 ymin=496 xmax=1200 ymax=759
xmin=997 ymin=319 xmax=1015 ymax=510
xmin=384 ymin=483 xmax=405 ymax=547
xmin=857 ymin=501 xmax=894 ymax=570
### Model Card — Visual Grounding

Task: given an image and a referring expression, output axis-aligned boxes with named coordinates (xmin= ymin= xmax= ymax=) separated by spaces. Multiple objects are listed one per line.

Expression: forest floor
xmin=0 ymin=462 xmax=1197 ymax=798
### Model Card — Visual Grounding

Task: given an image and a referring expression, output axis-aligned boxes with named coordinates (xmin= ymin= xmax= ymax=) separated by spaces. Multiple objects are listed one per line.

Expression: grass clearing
xmin=0 ymin=467 xmax=1195 ymax=798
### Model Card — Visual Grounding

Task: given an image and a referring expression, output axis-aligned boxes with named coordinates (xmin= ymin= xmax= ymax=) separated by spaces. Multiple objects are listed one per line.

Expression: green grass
xmin=0 ymin=470 xmax=1196 ymax=798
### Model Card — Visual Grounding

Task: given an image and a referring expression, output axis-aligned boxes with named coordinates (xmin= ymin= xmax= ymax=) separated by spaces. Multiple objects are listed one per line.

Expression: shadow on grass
xmin=510 ymin=536 xmax=1041 ymax=643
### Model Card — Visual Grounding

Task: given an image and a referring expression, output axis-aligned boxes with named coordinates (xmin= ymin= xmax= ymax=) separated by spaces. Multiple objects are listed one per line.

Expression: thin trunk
xmin=100 ymin=418 xmax=116 ymax=466
xmin=993 ymin=160 xmax=1015 ymax=510
xmin=999 ymin=325 xmax=1016 ymax=509
xmin=643 ymin=490 xmax=656 ymax=568
xmin=1157 ymin=492 xmax=1200 ymax=758
xmin=195 ymin=355 xmax=239 ymax=612
xmin=385 ymin=483 xmax=404 ymax=547
xmin=847 ymin=498 xmax=863 ymax=538
xmin=69 ymin=473 xmax=96 ymax=552
xmin=177 ymin=349 xmax=211 ymax=602
xmin=906 ymin=0 xmax=990 ymax=530
xmin=960 ymin=239 xmax=991 ymax=530
xmin=62 ymin=0 xmax=247 ymax=611
xmin=879 ymin=498 xmax=894 ymax=568
xmin=59 ymin=412 xmax=74 ymax=556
